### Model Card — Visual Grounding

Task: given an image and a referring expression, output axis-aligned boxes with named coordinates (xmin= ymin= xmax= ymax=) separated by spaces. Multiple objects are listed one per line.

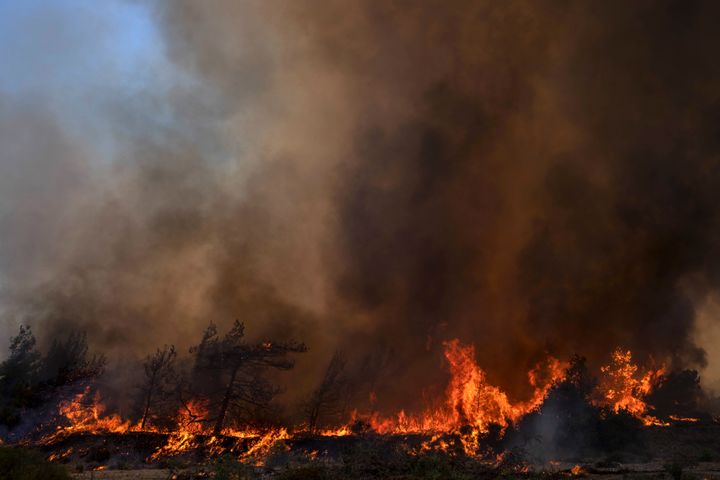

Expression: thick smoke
xmin=3 ymin=1 xmax=720 ymax=411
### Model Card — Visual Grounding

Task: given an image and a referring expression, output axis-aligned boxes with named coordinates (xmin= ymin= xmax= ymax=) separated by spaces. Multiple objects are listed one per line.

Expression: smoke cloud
xmin=2 ymin=0 xmax=720 ymax=411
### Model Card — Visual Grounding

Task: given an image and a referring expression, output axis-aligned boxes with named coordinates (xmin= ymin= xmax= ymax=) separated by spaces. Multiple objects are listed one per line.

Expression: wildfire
xmin=365 ymin=340 xmax=567 ymax=439
xmin=241 ymin=428 xmax=290 ymax=464
xmin=593 ymin=348 xmax=665 ymax=425
xmin=34 ymin=340 xmax=674 ymax=464
xmin=41 ymin=387 xmax=131 ymax=444
xmin=147 ymin=402 xmax=207 ymax=461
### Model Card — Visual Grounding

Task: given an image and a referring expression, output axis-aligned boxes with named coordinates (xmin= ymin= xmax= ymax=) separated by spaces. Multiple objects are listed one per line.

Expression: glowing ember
xmin=668 ymin=415 xmax=700 ymax=423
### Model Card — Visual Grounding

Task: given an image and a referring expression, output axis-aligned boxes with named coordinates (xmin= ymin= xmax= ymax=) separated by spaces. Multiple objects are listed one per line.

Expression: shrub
xmin=212 ymin=454 xmax=256 ymax=480
xmin=0 ymin=446 xmax=70 ymax=480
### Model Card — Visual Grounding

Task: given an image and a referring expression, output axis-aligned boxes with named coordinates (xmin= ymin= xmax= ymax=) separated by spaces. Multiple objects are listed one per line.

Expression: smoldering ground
xmin=2 ymin=0 xmax=720 ymax=414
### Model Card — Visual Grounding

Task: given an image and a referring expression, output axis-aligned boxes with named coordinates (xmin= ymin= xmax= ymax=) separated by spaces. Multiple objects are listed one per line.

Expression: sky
xmin=0 ymin=0 xmax=171 ymax=159
xmin=0 ymin=0 xmax=177 ymax=344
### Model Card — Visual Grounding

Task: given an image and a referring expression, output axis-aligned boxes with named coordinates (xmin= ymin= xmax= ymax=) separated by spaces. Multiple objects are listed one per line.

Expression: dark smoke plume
xmin=3 ymin=0 xmax=720 ymax=411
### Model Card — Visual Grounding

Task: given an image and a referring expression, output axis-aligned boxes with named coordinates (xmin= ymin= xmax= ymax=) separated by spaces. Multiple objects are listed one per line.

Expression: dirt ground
xmin=67 ymin=463 xmax=720 ymax=480
xmin=71 ymin=471 xmax=173 ymax=480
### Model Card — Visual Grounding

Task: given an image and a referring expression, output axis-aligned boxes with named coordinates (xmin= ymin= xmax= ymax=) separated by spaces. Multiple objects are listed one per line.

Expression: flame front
xmin=367 ymin=339 xmax=567 ymax=437
xmin=36 ymin=341 xmax=672 ymax=462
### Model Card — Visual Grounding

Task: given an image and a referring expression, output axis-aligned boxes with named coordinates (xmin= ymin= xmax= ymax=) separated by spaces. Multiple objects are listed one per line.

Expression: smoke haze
xmin=2 ymin=0 xmax=720 ymax=410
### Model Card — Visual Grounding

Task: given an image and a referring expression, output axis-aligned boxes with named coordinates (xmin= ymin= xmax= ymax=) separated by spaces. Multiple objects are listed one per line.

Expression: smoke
xmin=2 ymin=0 xmax=720 ymax=411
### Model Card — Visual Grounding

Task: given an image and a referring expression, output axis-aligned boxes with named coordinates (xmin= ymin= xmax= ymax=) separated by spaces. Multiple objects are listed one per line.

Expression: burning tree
xmin=303 ymin=350 xmax=347 ymax=431
xmin=135 ymin=345 xmax=178 ymax=430
xmin=190 ymin=320 xmax=306 ymax=435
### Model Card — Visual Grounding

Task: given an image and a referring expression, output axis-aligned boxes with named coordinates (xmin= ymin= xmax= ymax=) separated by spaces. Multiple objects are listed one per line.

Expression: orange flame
xmin=364 ymin=339 xmax=567 ymax=444
xmin=593 ymin=348 xmax=665 ymax=425
xmin=42 ymin=387 xmax=131 ymax=443
xmin=37 ymin=341 xmax=674 ymax=464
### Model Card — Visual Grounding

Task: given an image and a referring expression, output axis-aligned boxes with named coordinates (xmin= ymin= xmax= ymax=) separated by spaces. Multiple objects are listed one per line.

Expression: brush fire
xmin=0 ymin=323 xmax=715 ymax=478
xmin=4 ymin=0 xmax=720 ymax=479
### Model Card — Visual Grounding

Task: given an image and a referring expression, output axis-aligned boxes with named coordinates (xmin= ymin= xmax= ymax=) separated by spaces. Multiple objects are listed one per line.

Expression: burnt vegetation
xmin=135 ymin=344 xmax=178 ymax=431
xmin=1 ymin=323 xmax=720 ymax=480
xmin=187 ymin=320 xmax=307 ymax=435
xmin=303 ymin=350 xmax=348 ymax=432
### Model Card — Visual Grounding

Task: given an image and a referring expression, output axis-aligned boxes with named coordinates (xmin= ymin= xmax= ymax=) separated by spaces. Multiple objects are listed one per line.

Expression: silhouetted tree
xmin=136 ymin=345 xmax=178 ymax=430
xmin=353 ymin=344 xmax=394 ymax=413
xmin=647 ymin=369 xmax=706 ymax=419
xmin=41 ymin=331 xmax=106 ymax=386
xmin=191 ymin=320 xmax=306 ymax=435
xmin=0 ymin=326 xmax=41 ymax=427
xmin=304 ymin=350 xmax=347 ymax=431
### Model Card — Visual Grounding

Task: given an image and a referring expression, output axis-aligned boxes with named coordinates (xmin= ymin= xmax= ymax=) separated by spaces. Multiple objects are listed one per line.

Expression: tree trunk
xmin=213 ymin=363 xmax=239 ymax=436
xmin=140 ymin=374 xmax=157 ymax=430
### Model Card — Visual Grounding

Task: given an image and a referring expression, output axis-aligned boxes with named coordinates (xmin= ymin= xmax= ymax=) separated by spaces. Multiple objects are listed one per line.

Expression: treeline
xmin=504 ymin=355 xmax=709 ymax=458
xmin=135 ymin=320 xmax=365 ymax=433
xmin=0 ymin=326 xmax=105 ymax=428
xmin=136 ymin=320 xmax=308 ymax=434
xmin=0 ymin=321 xmax=376 ymax=436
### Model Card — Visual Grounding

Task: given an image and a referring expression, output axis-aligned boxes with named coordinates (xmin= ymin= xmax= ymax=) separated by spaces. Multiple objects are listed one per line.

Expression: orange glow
xmin=593 ymin=348 xmax=665 ymax=425
xmin=36 ymin=340 xmax=676 ymax=463
xmin=669 ymin=415 xmax=699 ymax=423
xmin=362 ymin=339 xmax=567 ymax=449
xmin=41 ymin=387 xmax=131 ymax=444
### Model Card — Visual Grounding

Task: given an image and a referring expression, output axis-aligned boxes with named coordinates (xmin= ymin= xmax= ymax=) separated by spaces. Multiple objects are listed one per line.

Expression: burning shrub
xmin=508 ymin=355 xmax=649 ymax=461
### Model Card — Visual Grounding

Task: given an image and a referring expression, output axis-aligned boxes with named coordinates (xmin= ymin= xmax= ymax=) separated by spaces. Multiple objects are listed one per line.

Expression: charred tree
xmin=647 ymin=369 xmax=706 ymax=419
xmin=136 ymin=345 xmax=178 ymax=430
xmin=304 ymin=350 xmax=346 ymax=431
xmin=356 ymin=345 xmax=394 ymax=412
xmin=190 ymin=320 xmax=306 ymax=435
xmin=41 ymin=331 xmax=106 ymax=387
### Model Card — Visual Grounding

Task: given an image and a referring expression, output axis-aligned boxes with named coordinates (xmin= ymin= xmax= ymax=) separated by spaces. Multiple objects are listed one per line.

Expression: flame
xmin=148 ymin=400 xmax=214 ymax=460
xmin=42 ymin=387 xmax=131 ymax=443
xmin=669 ymin=415 xmax=699 ymax=423
xmin=593 ymin=348 xmax=665 ymax=425
xmin=34 ymin=340 xmax=678 ymax=465
xmin=366 ymin=340 xmax=566 ymax=438
xmin=240 ymin=428 xmax=290 ymax=465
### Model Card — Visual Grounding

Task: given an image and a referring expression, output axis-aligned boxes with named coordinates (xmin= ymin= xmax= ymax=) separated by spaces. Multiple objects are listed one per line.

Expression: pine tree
xmin=41 ymin=331 xmax=106 ymax=386
xmin=136 ymin=345 xmax=178 ymax=430
xmin=0 ymin=325 xmax=42 ymax=426
xmin=304 ymin=350 xmax=347 ymax=431
xmin=191 ymin=320 xmax=306 ymax=435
